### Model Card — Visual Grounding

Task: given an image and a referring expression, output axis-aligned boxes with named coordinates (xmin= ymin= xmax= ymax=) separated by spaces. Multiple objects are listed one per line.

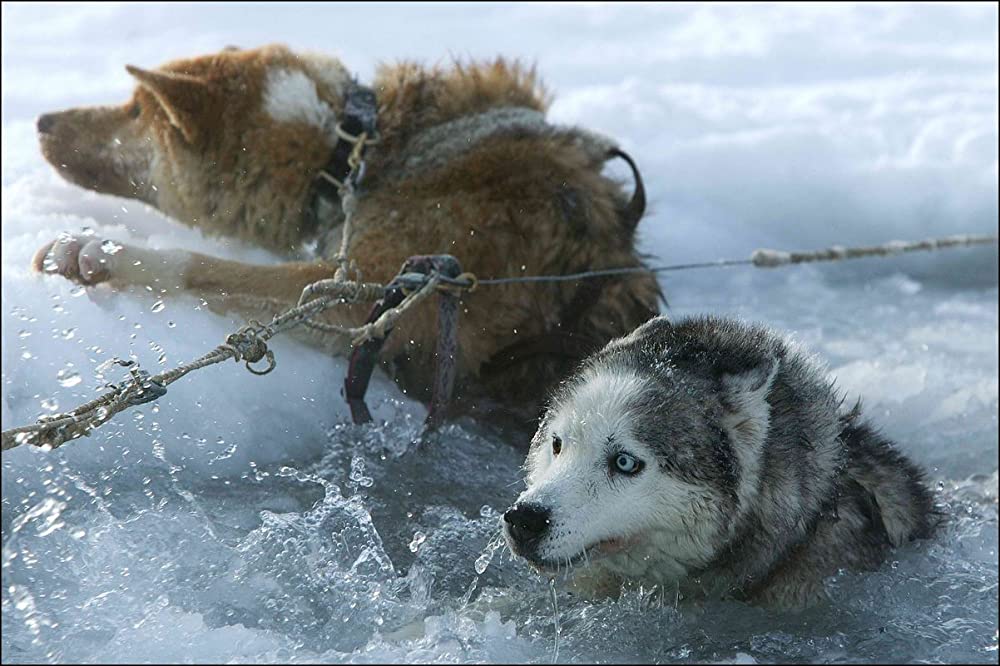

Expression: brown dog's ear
xmin=126 ymin=65 xmax=209 ymax=143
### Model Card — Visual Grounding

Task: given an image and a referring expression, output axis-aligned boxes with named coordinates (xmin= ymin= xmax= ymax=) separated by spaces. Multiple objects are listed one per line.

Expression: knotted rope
xmin=2 ymin=232 xmax=995 ymax=452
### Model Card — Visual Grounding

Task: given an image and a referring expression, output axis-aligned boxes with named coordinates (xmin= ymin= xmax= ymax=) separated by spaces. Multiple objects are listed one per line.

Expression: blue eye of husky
xmin=613 ymin=452 xmax=643 ymax=476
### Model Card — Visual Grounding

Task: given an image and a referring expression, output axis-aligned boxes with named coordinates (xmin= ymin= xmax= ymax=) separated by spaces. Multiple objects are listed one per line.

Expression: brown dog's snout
xmin=36 ymin=113 xmax=58 ymax=134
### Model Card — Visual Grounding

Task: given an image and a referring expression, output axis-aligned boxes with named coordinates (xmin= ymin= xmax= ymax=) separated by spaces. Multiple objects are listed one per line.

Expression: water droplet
xmin=408 ymin=531 xmax=427 ymax=553
xmin=474 ymin=531 xmax=506 ymax=574
xmin=167 ymin=321 xmax=176 ymax=328
xmin=151 ymin=300 xmax=165 ymax=313
xmin=349 ymin=456 xmax=374 ymax=488
xmin=18 ymin=330 xmax=31 ymax=338
xmin=209 ymin=439 xmax=238 ymax=463
xmin=40 ymin=398 xmax=59 ymax=412
xmin=100 ymin=240 xmax=123 ymax=255
xmin=21 ymin=351 xmax=34 ymax=360
xmin=57 ymin=368 xmax=82 ymax=387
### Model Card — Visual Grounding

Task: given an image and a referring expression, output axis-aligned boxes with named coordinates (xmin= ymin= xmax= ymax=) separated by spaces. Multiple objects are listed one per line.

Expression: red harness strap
xmin=343 ymin=254 xmax=463 ymax=429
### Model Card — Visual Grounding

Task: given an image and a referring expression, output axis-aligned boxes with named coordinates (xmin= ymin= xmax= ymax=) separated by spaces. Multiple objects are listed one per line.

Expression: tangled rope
xmin=2 ymin=232 xmax=995 ymax=453
xmin=0 ymin=277 xmax=383 ymax=452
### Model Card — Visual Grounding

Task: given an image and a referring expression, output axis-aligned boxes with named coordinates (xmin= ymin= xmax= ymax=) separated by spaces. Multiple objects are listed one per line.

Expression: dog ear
xmin=719 ymin=356 xmax=779 ymax=446
xmin=126 ymin=65 xmax=209 ymax=143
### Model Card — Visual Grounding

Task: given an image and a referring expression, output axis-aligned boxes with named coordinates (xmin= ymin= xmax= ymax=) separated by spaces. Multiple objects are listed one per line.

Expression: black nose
xmin=37 ymin=113 xmax=57 ymax=134
xmin=503 ymin=503 xmax=551 ymax=545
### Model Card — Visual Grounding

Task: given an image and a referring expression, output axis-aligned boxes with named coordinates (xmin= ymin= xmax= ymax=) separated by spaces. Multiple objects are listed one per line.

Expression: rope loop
xmin=453 ymin=272 xmax=479 ymax=293
xmin=225 ymin=322 xmax=277 ymax=376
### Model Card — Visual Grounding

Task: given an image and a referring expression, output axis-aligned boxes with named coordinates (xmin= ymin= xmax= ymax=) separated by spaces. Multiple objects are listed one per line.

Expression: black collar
xmin=303 ymin=81 xmax=378 ymax=250
xmin=316 ymin=80 xmax=379 ymax=196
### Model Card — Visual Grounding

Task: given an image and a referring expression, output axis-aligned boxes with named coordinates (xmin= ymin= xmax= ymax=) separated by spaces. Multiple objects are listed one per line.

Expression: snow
xmin=2 ymin=3 xmax=997 ymax=664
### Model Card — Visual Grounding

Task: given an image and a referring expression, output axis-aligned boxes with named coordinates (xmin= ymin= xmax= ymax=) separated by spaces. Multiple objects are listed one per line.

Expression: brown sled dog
xmin=32 ymin=44 xmax=661 ymax=435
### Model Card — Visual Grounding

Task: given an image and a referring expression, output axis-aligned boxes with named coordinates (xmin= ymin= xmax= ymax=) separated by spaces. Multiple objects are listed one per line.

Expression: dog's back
xmin=33 ymin=46 xmax=662 ymax=433
xmin=745 ymin=415 xmax=937 ymax=606
xmin=671 ymin=317 xmax=938 ymax=606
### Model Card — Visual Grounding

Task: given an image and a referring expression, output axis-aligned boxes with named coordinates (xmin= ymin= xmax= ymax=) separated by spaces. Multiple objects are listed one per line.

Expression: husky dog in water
xmin=503 ymin=315 xmax=936 ymax=607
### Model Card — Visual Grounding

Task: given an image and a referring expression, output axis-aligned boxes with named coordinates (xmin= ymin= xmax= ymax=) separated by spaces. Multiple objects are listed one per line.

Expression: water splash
xmin=408 ymin=531 xmax=427 ymax=553
xmin=12 ymin=498 xmax=67 ymax=537
xmin=474 ymin=529 xmax=505 ymax=575
xmin=349 ymin=456 xmax=375 ymax=489
xmin=549 ymin=577 xmax=561 ymax=664
xmin=56 ymin=367 xmax=81 ymax=387
xmin=99 ymin=240 xmax=123 ymax=255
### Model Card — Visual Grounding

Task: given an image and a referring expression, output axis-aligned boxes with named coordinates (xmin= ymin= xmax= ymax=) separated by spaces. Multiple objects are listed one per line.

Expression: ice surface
xmin=2 ymin=3 xmax=997 ymax=664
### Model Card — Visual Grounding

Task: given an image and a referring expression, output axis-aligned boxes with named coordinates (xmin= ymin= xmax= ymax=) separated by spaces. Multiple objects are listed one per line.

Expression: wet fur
xmin=32 ymin=44 xmax=660 ymax=433
xmin=509 ymin=315 xmax=937 ymax=607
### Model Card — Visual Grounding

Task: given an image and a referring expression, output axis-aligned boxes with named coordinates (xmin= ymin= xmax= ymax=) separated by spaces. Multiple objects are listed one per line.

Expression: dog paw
xmin=31 ymin=234 xmax=120 ymax=284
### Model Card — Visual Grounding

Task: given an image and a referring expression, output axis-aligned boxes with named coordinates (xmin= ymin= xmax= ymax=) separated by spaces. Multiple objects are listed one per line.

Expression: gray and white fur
xmin=503 ymin=315 xmax=937 ymax=607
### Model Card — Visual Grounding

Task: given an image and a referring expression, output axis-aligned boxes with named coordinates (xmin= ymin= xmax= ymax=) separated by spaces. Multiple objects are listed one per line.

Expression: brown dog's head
xmin=37 ymin=44 xmax=351 ymax=252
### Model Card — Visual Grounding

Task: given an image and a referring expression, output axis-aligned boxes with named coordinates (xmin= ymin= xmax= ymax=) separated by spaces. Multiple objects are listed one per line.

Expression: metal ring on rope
xmin=225 ymin=324 xmax=277 ymax=376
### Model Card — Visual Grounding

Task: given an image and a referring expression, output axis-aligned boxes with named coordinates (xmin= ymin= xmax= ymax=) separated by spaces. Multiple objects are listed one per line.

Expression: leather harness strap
xmin=305 ymin=89 xmax=650 ymax=422
xmin=344 ymin=255 xmax=463 ymax=428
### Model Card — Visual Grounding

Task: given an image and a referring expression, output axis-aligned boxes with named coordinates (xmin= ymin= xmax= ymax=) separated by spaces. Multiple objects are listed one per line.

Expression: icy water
xmin=2 ymin=3 xmax=998 ymax=664
xmin=3 ymin=269 xmax=996 ymax=664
